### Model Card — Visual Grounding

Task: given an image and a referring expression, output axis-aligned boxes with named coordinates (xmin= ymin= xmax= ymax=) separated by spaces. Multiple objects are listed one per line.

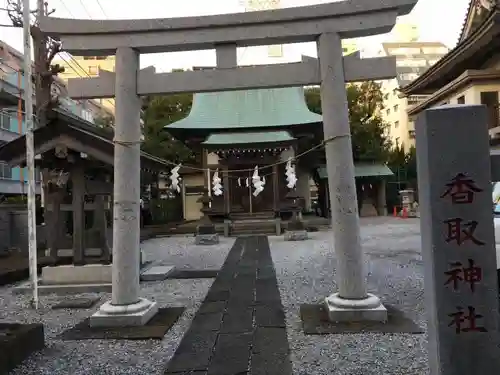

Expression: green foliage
xmin=141 ymin=90 xmax=197 ymax=164
xmin=304 ymin=82 xmax=392 ymax=162
xmin=94 ymin=114 xmax=114 ymax=129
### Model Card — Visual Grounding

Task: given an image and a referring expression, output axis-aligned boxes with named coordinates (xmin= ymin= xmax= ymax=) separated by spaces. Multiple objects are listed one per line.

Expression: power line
xmin=57 ymin=0 xmax=74 ymax=17
xmin=57 ymin=52 xmax=116 ymax=110
xmin=54 ymin=0 xmax=114 ymax=110
xmin=94 ymin=0 xmax=107 ymax=17
xmin=78 ymin=0 xmax=92 ymax=18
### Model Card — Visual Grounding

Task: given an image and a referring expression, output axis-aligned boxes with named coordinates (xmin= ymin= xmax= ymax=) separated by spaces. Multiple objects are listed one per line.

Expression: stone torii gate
xmin=40 ymin=0 xmax=418 ymax=327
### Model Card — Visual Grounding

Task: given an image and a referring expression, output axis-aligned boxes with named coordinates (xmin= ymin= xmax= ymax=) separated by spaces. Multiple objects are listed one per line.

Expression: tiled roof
xmin=202 ymin=131 xmax=294 ymax=145
xmin=167 ymin=87 xmax=321 ymax=130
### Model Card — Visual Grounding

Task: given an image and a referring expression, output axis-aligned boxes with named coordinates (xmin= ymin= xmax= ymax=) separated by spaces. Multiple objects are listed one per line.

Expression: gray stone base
xmin=89 ymin=298 xmax=159 ymax=327
xmin=140 ymin=265 xmax=175 ymax=281
xmin=13 ymin=261 xmax=153 ymax=296
xmin=12 ymin=281 xmax=113 ymax=295
xmin=284 ymin=230 xmax=308 ymax=241
xmin=324 ymin=293 xmax=387 ymax=323
xmin=223 ymin=220 xmax=231 ymax=237
xmin=46 ymin=248 xmax=104 ymax=258
xmin=42 ymin=264 xmax=112 ymax=285
xmin=195 ymin=233 xmax=220 ymax=245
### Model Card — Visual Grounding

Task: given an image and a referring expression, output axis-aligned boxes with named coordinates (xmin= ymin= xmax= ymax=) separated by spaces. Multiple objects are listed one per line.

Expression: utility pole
xmin=7 ymin=0 xmax=62 ymax=308
xmin=22 ymin=0 xmax=38 ymax=309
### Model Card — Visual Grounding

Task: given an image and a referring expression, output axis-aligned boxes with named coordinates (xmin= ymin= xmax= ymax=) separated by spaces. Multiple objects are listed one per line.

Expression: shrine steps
xmin=230 ymin=219 xmax=280 ymax=236
xmin=229 ymin=211 xmax=276 ymax=221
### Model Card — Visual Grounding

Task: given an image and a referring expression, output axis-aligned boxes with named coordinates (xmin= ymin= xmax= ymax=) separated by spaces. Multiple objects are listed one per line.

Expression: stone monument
xmin=416 ymin=105 xmax=500 ymax=375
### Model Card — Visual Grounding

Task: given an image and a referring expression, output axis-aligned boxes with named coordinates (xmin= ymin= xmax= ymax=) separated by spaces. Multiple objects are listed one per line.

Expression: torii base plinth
xmin=324 ymin=293 xmax=387 ymax=323
xmin=90 ymin=298 xmax=158 ymax=327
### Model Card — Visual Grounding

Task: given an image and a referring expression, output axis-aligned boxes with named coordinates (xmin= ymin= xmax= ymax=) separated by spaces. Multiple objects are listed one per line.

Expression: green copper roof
xmin=203 ymin=131 xmax=294 ymax=145
xmin=167 ymin=87 xmax=322 ymax=130
xmin=317 ymin=163 xmax=394 ymax=179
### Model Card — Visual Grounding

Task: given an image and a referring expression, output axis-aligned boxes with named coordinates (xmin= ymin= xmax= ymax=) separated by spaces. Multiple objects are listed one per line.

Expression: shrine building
xmin=167 ymin=86 xmax=393 ymax=221
xmin=400 ymin=1 xmax=500 ymax=139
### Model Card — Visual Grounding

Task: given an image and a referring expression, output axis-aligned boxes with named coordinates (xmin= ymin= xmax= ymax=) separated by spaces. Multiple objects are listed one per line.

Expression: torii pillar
xmin=318 ymin=33 xmax=387 ymax=322
xmin=90 ymin=47 xmax=158 ymax=327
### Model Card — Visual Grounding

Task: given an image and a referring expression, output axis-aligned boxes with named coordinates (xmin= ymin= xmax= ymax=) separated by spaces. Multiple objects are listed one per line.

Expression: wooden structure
xmin=167 ymin=86 xmax=324 ymax=219
xmin=0 ymin=108 xmax=168 ymax=264
xmin=169 ymin=86 xmax=394 ymax=219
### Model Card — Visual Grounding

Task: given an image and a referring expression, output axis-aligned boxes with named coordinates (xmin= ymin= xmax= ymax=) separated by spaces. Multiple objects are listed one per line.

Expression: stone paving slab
xmin=251 ymin=327 xmax=293 ymax=375
xmin=207 ymin=332 xmax=253 ymax=375
xmin=164 ymin=236 xmax=292 ymax=374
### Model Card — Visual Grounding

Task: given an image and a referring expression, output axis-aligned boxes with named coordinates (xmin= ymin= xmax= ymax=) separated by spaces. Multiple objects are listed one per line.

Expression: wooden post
xmin=416 ymin=105 xmax=499 ymax=374
xmin=223 ymin=167 xmax=230 ymax=215
xmin=46 ymin=185 xmax=63 ymax=260
xmin=273 ymin=164 xmax=279 ymax=214
xmin=94 ymin=194 xmax=111 ymax=263
xmin=72 ymin=162 xmax=85 ymax=265
xmin=377 ymin=179 xmax=387 ymax=216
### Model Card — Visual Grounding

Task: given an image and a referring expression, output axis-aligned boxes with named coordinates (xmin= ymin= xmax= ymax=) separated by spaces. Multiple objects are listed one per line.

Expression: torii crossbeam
xmin=66 ymin=52 xmax=396 ymax=99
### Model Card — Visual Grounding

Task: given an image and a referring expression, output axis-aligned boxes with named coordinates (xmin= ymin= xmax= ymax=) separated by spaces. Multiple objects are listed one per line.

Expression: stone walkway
xmin=165 ymin=236 xmax=292 ymax=375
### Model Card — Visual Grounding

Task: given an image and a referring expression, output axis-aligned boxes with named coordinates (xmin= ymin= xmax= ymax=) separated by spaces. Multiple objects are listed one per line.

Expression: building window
xmin=88 ymin=65 xmax=99 ymax=75
xmin=457 ymin=96 xmax=465 ymax=104
xmin=394 ymin=104 xmax=399 ymax=112
xmin=396 ymin=59 xmax=427 ymax=67
xmin=0 ymin=111 xmax=11 ymax=130
xmin=394 ymin=121 xmax=399 ymax=128
xmin=386 ymin=108 xmax=390 ymax=115
xmin=409 ymin=130 xmax=416 ymax=139
xmin=0 ymin=162 xmax=12 ymax=179
xmin=422 ymin=47 xmax=448 ymax=55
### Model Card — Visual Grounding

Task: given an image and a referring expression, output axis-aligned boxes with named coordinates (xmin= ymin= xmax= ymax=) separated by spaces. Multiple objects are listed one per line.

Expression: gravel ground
xmin=269 ymin=217 xmax=428 ymax=375
xmin=0 ymin=236 xmax=235 ymax=375
xmin=0 ymin=220 xmax=430 ymax=375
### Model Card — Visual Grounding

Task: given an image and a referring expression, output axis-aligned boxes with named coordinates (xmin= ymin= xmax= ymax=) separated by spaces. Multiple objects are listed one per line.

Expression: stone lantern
xmin=284 ymin=190 xmax=308 ymax=241
xmin=195 ymin=191 xmax=219 ymax=245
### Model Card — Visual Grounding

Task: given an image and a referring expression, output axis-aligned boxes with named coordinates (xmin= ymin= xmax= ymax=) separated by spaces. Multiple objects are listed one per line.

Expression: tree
xmin=94 ymin=114 xmax=114 ymax=129
xmin=304 ymin=82 xmax=392 ymax=162
xmin=388 ymin=144 xmax=417 ymax=186
xmin=141 ymin=92 xmax=197 ymax=164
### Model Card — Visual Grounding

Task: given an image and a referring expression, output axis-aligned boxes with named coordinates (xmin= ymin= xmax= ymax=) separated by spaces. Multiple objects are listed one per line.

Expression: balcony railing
xmin=1 ymin=72 xmax=96 ymax=124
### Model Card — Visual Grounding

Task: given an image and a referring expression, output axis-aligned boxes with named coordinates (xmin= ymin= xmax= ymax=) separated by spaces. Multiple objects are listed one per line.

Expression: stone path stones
xmin=164 ymin=236 xmax=292 ymax=375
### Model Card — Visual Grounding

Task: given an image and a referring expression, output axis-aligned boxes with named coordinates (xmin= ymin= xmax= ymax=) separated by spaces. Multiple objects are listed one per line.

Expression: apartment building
xmin=380 ymin=41 xmax=449 ymax=151
xmin=401 ymin=1 xmax=500 ymax=141
xmin=55 ymin=55 xmax=116 ymax=114
xmin=0 ymin=40 xmax=113 ymax=196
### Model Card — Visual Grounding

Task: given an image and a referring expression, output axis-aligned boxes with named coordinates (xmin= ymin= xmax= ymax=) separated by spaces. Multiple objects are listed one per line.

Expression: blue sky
xmin=1 ymin=0 xmax=470 ymax=71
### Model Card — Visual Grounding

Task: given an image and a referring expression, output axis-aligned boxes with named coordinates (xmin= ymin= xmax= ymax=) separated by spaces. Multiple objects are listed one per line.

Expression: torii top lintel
xmin=39 ymin=0 xmax=418 ymax=55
